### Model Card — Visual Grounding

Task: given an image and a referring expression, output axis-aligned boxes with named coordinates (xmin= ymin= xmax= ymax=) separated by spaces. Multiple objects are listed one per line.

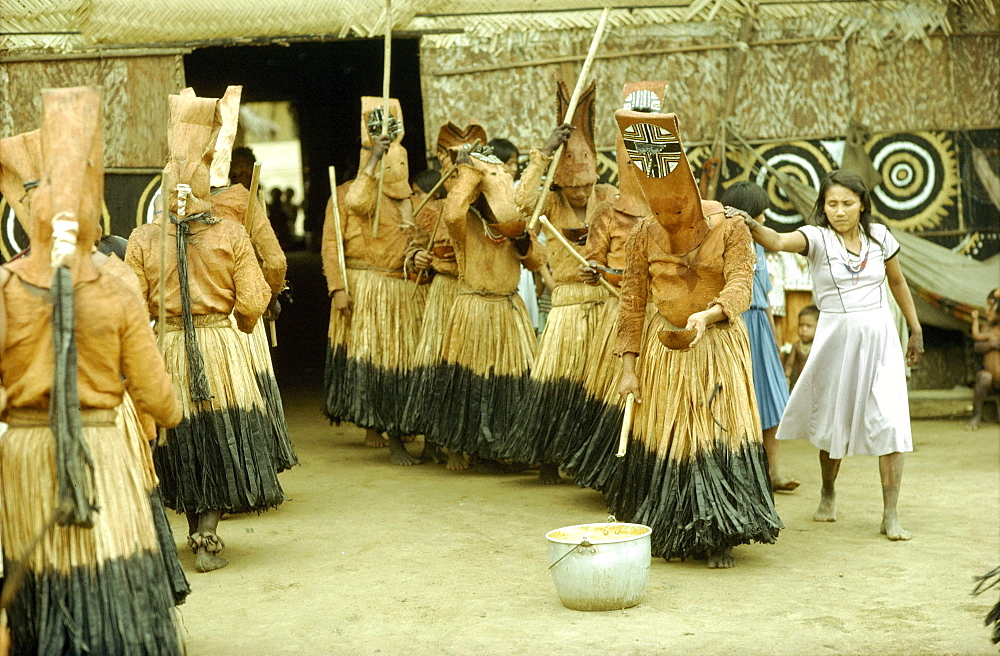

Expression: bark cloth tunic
xmin=605 ymin=214 xmax=783 ymax=559
xmin=0 ymin=260 xmax=185 ymax=655
xmin=126 ymin=218 xmax=283 ymax=516
xmin=212 ymin=183 xmax=297 ymax=471
xmin=320 ymin=171 xmax=424 ymax=437
xmin=500 ymin=148 xmax=616 ymax=464
xmin=417 ymin=163 xmax=546 ymax=459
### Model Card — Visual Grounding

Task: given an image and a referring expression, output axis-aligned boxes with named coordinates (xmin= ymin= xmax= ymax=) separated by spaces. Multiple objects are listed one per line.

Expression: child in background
xmin=721 ymin=181 xmax=798 ymax=492
xmin=968 ymin=289 xmax=1000 ymax=431
xmin=784 ymin=305 xmax=819 ymax=391
xmin=488 ymin=138 xmax=521 ymax=182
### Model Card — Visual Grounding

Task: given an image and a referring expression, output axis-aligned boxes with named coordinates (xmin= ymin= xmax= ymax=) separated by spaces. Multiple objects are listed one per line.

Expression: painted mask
xmin=360 ymin=96 xmax=410 ymax=200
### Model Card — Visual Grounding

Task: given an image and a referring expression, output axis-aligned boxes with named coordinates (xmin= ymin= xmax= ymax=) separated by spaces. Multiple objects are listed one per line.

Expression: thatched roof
xmin=1 ymin=0 xmax=995 ymax=55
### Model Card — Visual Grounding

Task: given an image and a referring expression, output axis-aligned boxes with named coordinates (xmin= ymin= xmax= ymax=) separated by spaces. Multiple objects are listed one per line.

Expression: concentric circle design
xmin=0 ymin=199 xmax=29 ymax=262
xmin=867 ymin=131 xmax=958 ymax=231
xmin=752 ymin=141 xmax=835 ymax=226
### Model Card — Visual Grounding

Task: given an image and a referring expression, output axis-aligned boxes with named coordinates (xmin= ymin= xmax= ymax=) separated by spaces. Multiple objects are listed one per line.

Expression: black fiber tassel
xmin=173 ymin=212 xmax=217 ymax=402
xmin=49 ymin=265 xmax=98 ymax=527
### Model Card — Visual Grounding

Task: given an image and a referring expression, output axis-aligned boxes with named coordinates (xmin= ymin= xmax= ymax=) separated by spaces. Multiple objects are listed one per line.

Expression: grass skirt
xmin=0 ymin=409 xmax=182 ymax=655
xmin=564 ymin=299 xmax=650 ymax=491
xmin=326 ymin=269 xmax=425 ymax=436
xmin=400 ymin=273 xmax=462 ymax=438
xmin=116 ymin=394 xmax=190 ymax=606
xmin=243 ymin=318 xmax=298 ymax=471
xmin=500 ymin=282 xmax=607 ymax=464
xmin=424 ymin=290 xmax=537 ymax=460
xmin=323 ymin=270 xmax=358 ymax=425
xmin=603 ymin=313 xmax=782 ymax=560
xmin=742 ymin=307 xmax=789 ymax=430
xmin=155 ymin=315 xmax=284 ymax=515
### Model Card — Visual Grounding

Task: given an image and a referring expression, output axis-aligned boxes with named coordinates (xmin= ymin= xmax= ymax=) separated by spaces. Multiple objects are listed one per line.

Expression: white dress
xmin=776 ymin=223 xmax=912 ymax=458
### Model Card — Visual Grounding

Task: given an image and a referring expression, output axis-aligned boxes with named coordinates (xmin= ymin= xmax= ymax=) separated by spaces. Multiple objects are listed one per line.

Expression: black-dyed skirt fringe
xmin=604 ymin=438 xmax=782 ymax=560
xmin=562 ymin=393 xmax=625 ymax=492
xmin=399 ymin=364 xmax=437 ymax=439
xmin=154 ymin=405 xmax=285 ymax=515
xmin=323 ymin=342 xmax=351 ymax=425
xmin=149 ymin=489 xmax=190 ymax=606
xmin=254 ymin=371 xmax=298 ymax=471
xmin=5 ymin=551 xmax=182 ymax=656
xmin=424 ymin=362 xmax=531 ymax=461
xmin=499 ymin=378 xmax=588 ymax=464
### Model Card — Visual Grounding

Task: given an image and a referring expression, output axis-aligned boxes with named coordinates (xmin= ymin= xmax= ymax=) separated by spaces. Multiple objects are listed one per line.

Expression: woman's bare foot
xmin=880 ymin=512 xmax=912 ymax=541
xmin=813 ymin=493 xmax=837 ymax=522
xmin=363 ymin=430 xmax=389 ymax=448
xmin=189 ymin=531 xmax=228 ymax=573
xmin=539 ymin=463 xmax=563 ymax=485
xmin=446 ymin=451 xmax=469 ymax=471
xmin=388 ymin=435 xmax=419 ymax=466
xmin=707 ymin=548 xmax=735 ymax=569
xmin=771 ymin=476 xmax=801 ymax=492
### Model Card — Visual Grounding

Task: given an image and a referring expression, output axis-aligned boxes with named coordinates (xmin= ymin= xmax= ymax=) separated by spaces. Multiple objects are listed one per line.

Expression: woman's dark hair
xmin=231 ymin=146 xmax=256 ymax=164
xmin=488 ymin=138 xmax=519 ymax=163
xmin=810 ymin=169 xmax=880 ymax=244
xmin=720 ymin=181 xmax=770 ymax=219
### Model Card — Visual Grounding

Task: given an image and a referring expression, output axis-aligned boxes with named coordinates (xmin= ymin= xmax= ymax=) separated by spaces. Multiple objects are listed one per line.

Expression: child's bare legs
xmin=764 ymin=426 xmax=799 ymax=491
xmin=814 ymin=450 xmax=840 ymax=522
xmin=967 ymin=370 xmax=994 ymax=431
xmin=879 ymin=452 xmax=911 ymax=540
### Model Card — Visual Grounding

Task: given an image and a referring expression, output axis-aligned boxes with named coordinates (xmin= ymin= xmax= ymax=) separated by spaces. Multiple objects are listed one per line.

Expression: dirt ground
xmin=170 ymin=385 xmax=999 ymax=655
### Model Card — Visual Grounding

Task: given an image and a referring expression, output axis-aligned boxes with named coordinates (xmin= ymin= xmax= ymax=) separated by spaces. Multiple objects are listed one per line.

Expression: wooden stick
xmin=268 ymin=321 xmax=278 ymax=348
xmin=156 ymin=170 xmax=170 ymax=448
xmin=246 ymin=161 xmax=261 ymax=219
xmin=616 ymin=393 xmax=635 ymax=457
xmin=527 ymin=6 xmax=610 ymax=233
xmin=538 ymin=214 xmax=618 ymax=298
xmin=435 ymin=34 xmax=851 ymax=78
xmin=372 ymin=0 xmax=392 ymax=238
xmin=328 ymin=166 xmax=350 ymax=297
xmin=410 ymin=138 xmax=479 ymax=222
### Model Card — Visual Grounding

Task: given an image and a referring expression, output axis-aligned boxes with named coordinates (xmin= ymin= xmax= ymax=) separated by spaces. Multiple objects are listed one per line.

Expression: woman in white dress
xmin=732 ymin=169 xmax=923 ymax=541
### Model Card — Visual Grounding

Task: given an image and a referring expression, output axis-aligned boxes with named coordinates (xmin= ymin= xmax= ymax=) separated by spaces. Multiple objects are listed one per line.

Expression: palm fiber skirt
xmin=242 ymin=317 xmax=298 ymax=471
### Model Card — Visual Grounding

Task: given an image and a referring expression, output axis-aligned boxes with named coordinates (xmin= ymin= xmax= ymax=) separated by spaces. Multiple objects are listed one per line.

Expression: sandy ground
xmin=170 ymin=386 xmax=999 ymax=655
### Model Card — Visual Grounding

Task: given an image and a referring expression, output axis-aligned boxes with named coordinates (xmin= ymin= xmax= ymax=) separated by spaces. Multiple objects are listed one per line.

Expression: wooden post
xmin=372 ymin=0 xmax=392 ymax=238
xmin=527 ymin=6 xmax=611 ymax=232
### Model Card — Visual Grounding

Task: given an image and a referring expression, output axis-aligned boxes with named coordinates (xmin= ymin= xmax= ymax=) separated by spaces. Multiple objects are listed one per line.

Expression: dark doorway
xmin=184 ymin=39 xmax=427 ymax=246
xmin=184 ymin=40 xmax=427 ymax=389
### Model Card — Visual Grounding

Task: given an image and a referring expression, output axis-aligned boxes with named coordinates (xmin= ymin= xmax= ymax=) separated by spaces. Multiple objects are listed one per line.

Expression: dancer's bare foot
xmin=401 ymin=434 xmax=417 ymax=443
xmin=813 ymin=494 xmax=837 ymax=522
xmin=880 ymin=513 xmax=912 ymax=541
xmin=363 ymin=430 xmax=389 ymax=448
xmin=446 ymin=451 xmax=469 ymax=471
xmin=707 ymin=548 xmax=735 ymax=569
xmin=771 ymin=477 xmax=801 ymax=492
xmin=966 ymin=416 xmax=981 ymax=431
xmin=194 ymin=549 xmax=229 ymax=573
xmin=539 ymin=463 xmax=563 ymax=485
xmin=420 ymin=440 xmax=445 ymax=464
xmin=388 ymin=435 xmax=419 ymax=466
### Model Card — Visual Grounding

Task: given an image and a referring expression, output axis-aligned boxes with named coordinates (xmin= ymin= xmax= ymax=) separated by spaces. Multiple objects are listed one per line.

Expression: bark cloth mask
xmin=360 ymin=96 xmax=410 ymax=200
xmin=613 ymin=82 xmax=668 ymax=218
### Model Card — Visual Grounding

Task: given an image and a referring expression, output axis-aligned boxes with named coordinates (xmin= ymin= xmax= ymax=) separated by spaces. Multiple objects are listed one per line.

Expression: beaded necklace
xmin=835 ymin=228 xmax=869 ymax=285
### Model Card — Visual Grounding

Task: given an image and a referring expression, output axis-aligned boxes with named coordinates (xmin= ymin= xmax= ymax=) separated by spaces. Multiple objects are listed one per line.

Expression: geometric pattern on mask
xmin=623 ymin=90 xmax=662 ymax=113
xmin=622 ymin=122 xmax=681 ymax=178
xmin=366 ymin=107 xmax=403 ymax=141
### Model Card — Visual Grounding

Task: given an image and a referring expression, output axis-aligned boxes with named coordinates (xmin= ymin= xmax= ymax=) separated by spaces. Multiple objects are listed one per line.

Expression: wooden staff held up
xmin=328 ymin=166 xmax=350 ymax=297
xmin=372 ymin=0 xmax=392 ymax=238
xmin=156 ymin=170 xmax=170 ymax=447
xmin=245 ymin=162 xmax=277 ymax=347
xmin=527 ymin=6 xmax=611 ymax=233
xmin=616 ymin=392 xmax=635 ymax=457
xmin=537 ymin=214 xmax=619 ymax=298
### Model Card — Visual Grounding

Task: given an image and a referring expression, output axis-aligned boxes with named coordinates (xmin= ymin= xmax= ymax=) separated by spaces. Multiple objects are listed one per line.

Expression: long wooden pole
xmin=527 ymin=6 xmax=610 ymax=233
xmin=328 ymin=166 xmax=350 ymax=297
xmin=372 ymin=0 xmax=392 ymax=238
xmin=538 ymin=214 xmax=618 ymax=298
xmin=245 ymin=162 xmax=277 ymax=347
xmin=616 ymin=393 xmax=635 ymax=458
xmin=156 ymin=170 xmax=170 ymax=447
